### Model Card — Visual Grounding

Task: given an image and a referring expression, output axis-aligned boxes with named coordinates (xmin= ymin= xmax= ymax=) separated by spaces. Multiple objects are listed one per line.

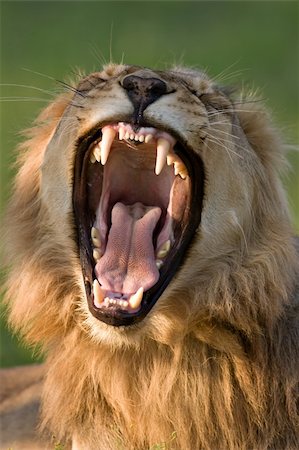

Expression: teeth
xmin=91 ymin=227 xmax=101 ymax=248
xmin=93 ymin=280 xmax=105 ymax=307
xmin=157 ymin=240 xmax=171 ymax=258
xmin=119 ymin=128 xmax=125 ymax=140
xmin=125 ymin=131 xmax=130 ymax=140
xmin=166 ymin=153 xmax=188 ymax=179
xmin=93 ymin=143 xmax=101 ymax=162
xmin=93 ymin=248 xmax=102 ymax=261
xmin=129 ymin=287 xmax=144 ymax=309
xmin=134 ymin=134 xmax=139 ymax=141
xmin=145 ymin=134 xmax=153 ymax=144
xmin=174 ymin=162 xmax=187 ymax=179
xmin=100 ymin=127 xmax=116 ymax=165
xmin=155 ymin=138 xmax=171 ymax=175
xmin=156 ymin=259 xmax=163 ymax=269
xmin=166 ymin=154 xmax=176 ymax=166
xmin=90 ymin=153 xmax=96 ymax=163
xmin=120 ymin=300 xmax=129 ymax=308
xmin=130 ymin=133 xmax=135 ymax=140
xmin=139 ymin=135 xmax=145 ymax=143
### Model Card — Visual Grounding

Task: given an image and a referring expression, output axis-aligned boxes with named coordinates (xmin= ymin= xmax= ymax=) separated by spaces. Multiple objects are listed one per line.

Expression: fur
xmin=3 ymin=64 xmax=299 ymax=449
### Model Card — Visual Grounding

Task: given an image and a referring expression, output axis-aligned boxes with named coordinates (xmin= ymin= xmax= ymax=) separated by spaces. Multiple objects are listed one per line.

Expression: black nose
xmin=121 ymin=72 xmax=167 ymax=124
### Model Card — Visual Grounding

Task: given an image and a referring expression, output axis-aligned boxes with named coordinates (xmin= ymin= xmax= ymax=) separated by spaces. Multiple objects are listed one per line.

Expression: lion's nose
xmin=121 ymin=70 xmax=168 ymax=124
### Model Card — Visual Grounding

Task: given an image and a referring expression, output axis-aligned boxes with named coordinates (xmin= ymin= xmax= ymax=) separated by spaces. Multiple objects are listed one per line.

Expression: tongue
xmin=95 ymin=202 xmax=161 ymax=294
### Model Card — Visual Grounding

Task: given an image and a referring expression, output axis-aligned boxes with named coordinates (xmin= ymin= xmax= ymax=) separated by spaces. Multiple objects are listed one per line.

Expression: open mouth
xmin=73 ymin=122 xmax=204 ymax=326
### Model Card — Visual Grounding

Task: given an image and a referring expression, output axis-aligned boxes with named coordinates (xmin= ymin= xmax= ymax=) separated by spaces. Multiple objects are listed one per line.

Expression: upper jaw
xmin=73 ymin=119 xmax=204 ymax=327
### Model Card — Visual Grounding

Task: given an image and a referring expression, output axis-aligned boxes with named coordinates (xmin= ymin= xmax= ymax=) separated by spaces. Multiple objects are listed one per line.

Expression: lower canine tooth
xmin=93 ymin=280 xmax=105 ymax=307
xmin=129 ymin=287 xmax=144 ymax=309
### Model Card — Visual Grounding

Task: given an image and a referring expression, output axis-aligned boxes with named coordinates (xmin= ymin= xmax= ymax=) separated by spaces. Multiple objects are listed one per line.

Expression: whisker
xmin=205 ymin=134 xmax=244 ymax=160
xmin=0 ymin=97 xmax=49 ymax=102
xmin=0 ymin=83 xmax=56 ymax=97
xmin=22 ymin=68 xmax=85 ymax=97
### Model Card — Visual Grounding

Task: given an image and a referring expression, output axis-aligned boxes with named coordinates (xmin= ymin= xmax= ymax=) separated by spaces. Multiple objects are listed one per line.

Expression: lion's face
xmin=39 ymin=63 xmax=259 ymax=335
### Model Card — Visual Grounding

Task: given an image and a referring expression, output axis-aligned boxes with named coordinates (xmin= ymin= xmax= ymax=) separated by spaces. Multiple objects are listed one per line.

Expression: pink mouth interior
xmin=86 ymin=124 xmax=190 ymax=309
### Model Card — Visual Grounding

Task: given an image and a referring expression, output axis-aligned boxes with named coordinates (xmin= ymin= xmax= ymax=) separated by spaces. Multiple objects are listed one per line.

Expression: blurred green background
xmin=1 ymin=1 xmax=298 ymax=367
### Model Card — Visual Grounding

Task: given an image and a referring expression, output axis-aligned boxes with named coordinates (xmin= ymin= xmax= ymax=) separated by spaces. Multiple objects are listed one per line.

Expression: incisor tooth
xmin=100 ymin=128 xmax=116 ymax=165
xmin=157 ymin=240 xmax=171 ymax=258
xmin=130 ymin=133 xmax=134 ymax=140
xmin=155 ymin=138 xmax=171 ymax=175
xmin=129 ymin=287 xmax=144 ymax=309
xmin=134 ymin=134 xmax=139 ymax=141
xmin=93 ymin=248 xmax=102 ymax=261
xmin=93 ymin=280 xmax=105 ymax=307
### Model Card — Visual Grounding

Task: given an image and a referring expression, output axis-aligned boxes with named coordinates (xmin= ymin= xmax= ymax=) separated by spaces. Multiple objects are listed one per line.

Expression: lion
xmin=1 ymin=63 xmax=299 ymax=450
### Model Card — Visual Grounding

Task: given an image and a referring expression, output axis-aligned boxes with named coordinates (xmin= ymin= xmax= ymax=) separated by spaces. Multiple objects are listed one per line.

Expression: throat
xmin=95 ymin=202 xmax=161 ymax=294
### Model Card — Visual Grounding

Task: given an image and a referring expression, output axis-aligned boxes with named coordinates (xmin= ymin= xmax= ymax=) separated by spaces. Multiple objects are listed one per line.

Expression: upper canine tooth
xmin=100 ymin=127 xmax=116 ymax=165
xmin=90 ymin=153 xmax=96 ymax=164
xmin=129 ymin=287 xmax=144 ymax=309
xmin=93 ymin=279 xmax=105 ymax=307
xmin=155 ymin=138 xmax=171 ymax=175
xmin=157 ymin=240 xmax=171 ymax=258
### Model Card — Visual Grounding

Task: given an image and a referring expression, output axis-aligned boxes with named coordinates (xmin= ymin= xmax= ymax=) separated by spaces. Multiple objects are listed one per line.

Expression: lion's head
xmin=4 ymin=64 xmax=296 ymax=347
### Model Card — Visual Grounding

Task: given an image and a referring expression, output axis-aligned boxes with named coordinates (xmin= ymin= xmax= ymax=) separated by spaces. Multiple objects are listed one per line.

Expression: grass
xmin=0 ymin=1 xmax=298 ymax=367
